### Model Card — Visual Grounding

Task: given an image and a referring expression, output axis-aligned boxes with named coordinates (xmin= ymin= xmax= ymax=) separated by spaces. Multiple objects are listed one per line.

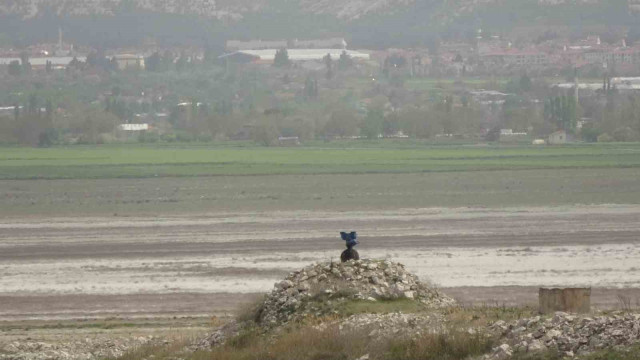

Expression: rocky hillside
xmin=1 ymin=0 xmax=414 ymax=19
xmin=0 ymin=0 xmax=632 ymax=20
xmin=1 ymin=0 xmax=636 ymax=48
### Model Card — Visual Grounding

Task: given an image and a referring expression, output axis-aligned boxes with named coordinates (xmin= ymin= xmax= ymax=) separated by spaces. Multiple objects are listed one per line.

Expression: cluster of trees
xmin=3 ymin=85 xmax=640 ymax=147
xmin=7 ymin=53 xmax=32 ymax=76
xmin=127 ymin=91 xmax=489 ymax=146
xmin=544 ymin=94 xmax=578 ymax=133
xmin=188 ymin=83 xmax=640 ymax=145
xmin=273 ymin=49 xmax=290 ymax=68
xmin=0 ymin=93 xmax=121 ymax=146
xmin=303 ymin=76 xmax=319 ymax=98
xmin=5 ymin=49 xmax=221 ymax=78
xmin=0 ymin=96 xmax=53 ymax=146
xmin=4 ymin=35 xmax=640 ymax=148
xmin=580 ymin=92 xmax=640 ymax=143
xmin=85 ymin=49 xmax=121 ymax=72
xmin=321 ymin=51 xmax=354 ymax=80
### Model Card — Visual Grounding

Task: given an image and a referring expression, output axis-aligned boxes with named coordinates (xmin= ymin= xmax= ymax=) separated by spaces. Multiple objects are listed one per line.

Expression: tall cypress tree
xmin=273 ymin=48 xmax=290 ymax=67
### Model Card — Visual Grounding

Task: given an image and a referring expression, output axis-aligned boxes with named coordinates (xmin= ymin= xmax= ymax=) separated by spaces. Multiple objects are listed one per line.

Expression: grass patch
xmin=2 ymin=143 xmax=640 ymax=180
xmin=0 ymin=320 xmax=173 ymax=331
xmin=384 ymin=331 xmax=494 ymax=360
xmin=110 ymin=304 xmax=640 ymax=360
xmin=511 ymin=350 xmax=564 ymax=360
xmin=511 ymin=345 xmax=640 ymax=360
xmin=189 ymin=323 xmax=494 ymax=360
xmin=583 ymin=345 xmax=640 ymax=360
xmin=234 ymin=295 xmax=267 ymax=324
xmin=4 ymin=142 xmax=640 ymax=216
xmin=0 ymin=316 xmax=215 ymax=332
xmin=336 ymin=298 xmax=428 ymax=317
xmin=225 ymin=326 xmax=263 ymax=350
xmin=444 ymin=305 xmax=539 ymax=329
xmin=194 ymin=324 xmax=370 ymax=360
xmin=3 ymin=167 xmax=640 ymax=217
xmin=105 ymin=337 xmax=193 ymax=360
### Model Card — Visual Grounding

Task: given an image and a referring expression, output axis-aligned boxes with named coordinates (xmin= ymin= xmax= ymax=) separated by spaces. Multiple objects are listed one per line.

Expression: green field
xmin=1 ymin=142 xmax=640 ymax=180
xmin=2 ymin=142 xmax=640 ymax=216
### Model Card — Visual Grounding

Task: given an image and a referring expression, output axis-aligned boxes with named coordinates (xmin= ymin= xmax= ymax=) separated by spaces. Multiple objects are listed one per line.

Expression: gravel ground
xmin=1 ymin=205 xmax=640 ymax=321
xmin=2 ymin=205 xmax=640 ymax=359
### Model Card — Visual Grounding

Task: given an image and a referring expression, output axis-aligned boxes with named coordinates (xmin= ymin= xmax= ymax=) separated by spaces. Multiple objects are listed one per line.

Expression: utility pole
xmin=58 ymin=27 xmax=63 ymax=54
xmin=573 ymin=67 xmax=579 ymax=104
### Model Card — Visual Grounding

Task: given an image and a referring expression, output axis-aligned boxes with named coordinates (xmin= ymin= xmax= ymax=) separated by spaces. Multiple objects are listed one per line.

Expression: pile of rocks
xmin=197 ymin=259 xmax=455 ymax=349
xmin=256 ymin=259 xmax=455 ymax=328
xmin=318 ymin=312 xmax=448 ymax=340
xmin=0 ymin=335 xmax=167 ymax=360
xmin=487 ymin=312 xmax=640 ymax=359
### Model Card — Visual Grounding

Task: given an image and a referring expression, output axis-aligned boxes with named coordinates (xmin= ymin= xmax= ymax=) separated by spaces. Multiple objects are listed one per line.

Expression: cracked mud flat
xmin=1 ymin=205 xmax=640 ymax=321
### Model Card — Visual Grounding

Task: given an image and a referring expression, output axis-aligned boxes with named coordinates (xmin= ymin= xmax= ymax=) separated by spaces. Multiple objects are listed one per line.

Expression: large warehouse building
xmin=219 ymin=49 xmax=370 ymax=64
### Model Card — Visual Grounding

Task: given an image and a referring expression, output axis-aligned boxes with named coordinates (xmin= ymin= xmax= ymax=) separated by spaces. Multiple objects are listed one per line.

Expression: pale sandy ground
xmin=1 ymin=205 xmax=640 ymax=321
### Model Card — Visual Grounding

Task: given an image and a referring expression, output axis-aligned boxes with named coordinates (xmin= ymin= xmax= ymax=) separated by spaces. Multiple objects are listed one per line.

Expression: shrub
xmin=226 ymin=327 xmax=262 ymax=349
xmin=581 ymin=126 xmax=601 ymax=143
xmin=138 ymin=131 xmax=159 ymax=143
xmin=176 ymin=131 xmax=195 ymax=142
xmin=207 ymin=324 xmax=368 ymax=360
xmin=511 ymin=350 xmax=563 ymax=360
xmin=597 ymin=133 xmax=614 ymax=143
xmin=235 ymin=295 xmax=267 ymax=324
xmin=160 ymin=133 xmax=177 ymax=142
xmin=613 ymin=127 xmax=639 ymax=142
xmin=383 ymin=331 xmax=494 ymax=360
xmin=583 ymin=345 xmax=640 ymax=360
xmin=106 ymin=337 xmax=192 ymax=360
xmin=197 ymin=133 xmax=213 ymax=142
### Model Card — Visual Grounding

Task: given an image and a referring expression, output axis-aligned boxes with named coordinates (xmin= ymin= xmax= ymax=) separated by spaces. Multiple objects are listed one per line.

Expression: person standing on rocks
xmin=340 ymin=231 xmax=359 ymax=262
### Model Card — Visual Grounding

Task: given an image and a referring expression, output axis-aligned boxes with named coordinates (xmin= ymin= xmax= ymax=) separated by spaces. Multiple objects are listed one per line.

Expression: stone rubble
xmin=486 ymin=311 xmax=640 ymax=359
xmin=12 ymin=257 xmax=639 ymax=360
xmin=194 ymin=321 xmax=242 ymax=350
xmin=316 ymin=312 xmax=448 ymax=340
xmin=256 ymin=259 xmax=455 ymax=328
xmin=197 ymin=259 xmax=455 ymax=349
xmin=0 ymin=335 xmax=167 ymax=360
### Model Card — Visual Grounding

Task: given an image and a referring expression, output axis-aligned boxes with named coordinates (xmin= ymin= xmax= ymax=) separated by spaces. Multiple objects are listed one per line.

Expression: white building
xmin=226 ymin=38 xmax=347 ymax=51
xmin=118 ymin=124 xmax=149 ymax=131
xmin=548 ymin=130 xmax=569 ymax=145
xmin=219 ymin=49 xmax=370 ymax=64
xmin=113 ymin=54 xmax=145 ymax=70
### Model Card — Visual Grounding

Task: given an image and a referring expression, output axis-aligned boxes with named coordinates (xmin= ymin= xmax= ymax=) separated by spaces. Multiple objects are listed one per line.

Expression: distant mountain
xmin=0 ymin=0 xmax=637 ymax=48
xmin=1 ymin=0 xmax=407 ymax=20
xmin=1 ymin=0 xmax=634 ymax=20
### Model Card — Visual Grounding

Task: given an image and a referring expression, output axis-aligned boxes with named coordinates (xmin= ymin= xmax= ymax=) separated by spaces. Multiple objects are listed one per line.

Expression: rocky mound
xmin=197 ymin=259 xmax=454 ymax=349
xmin=487 ymin=312 xmax=640 ymax=359
xmin=256 ymin=259 xmax=455 ymax=328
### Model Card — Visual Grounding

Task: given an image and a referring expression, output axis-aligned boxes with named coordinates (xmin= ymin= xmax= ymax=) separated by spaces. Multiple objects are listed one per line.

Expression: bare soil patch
xmin=1 ymin=206 xmax=640 ymax=321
